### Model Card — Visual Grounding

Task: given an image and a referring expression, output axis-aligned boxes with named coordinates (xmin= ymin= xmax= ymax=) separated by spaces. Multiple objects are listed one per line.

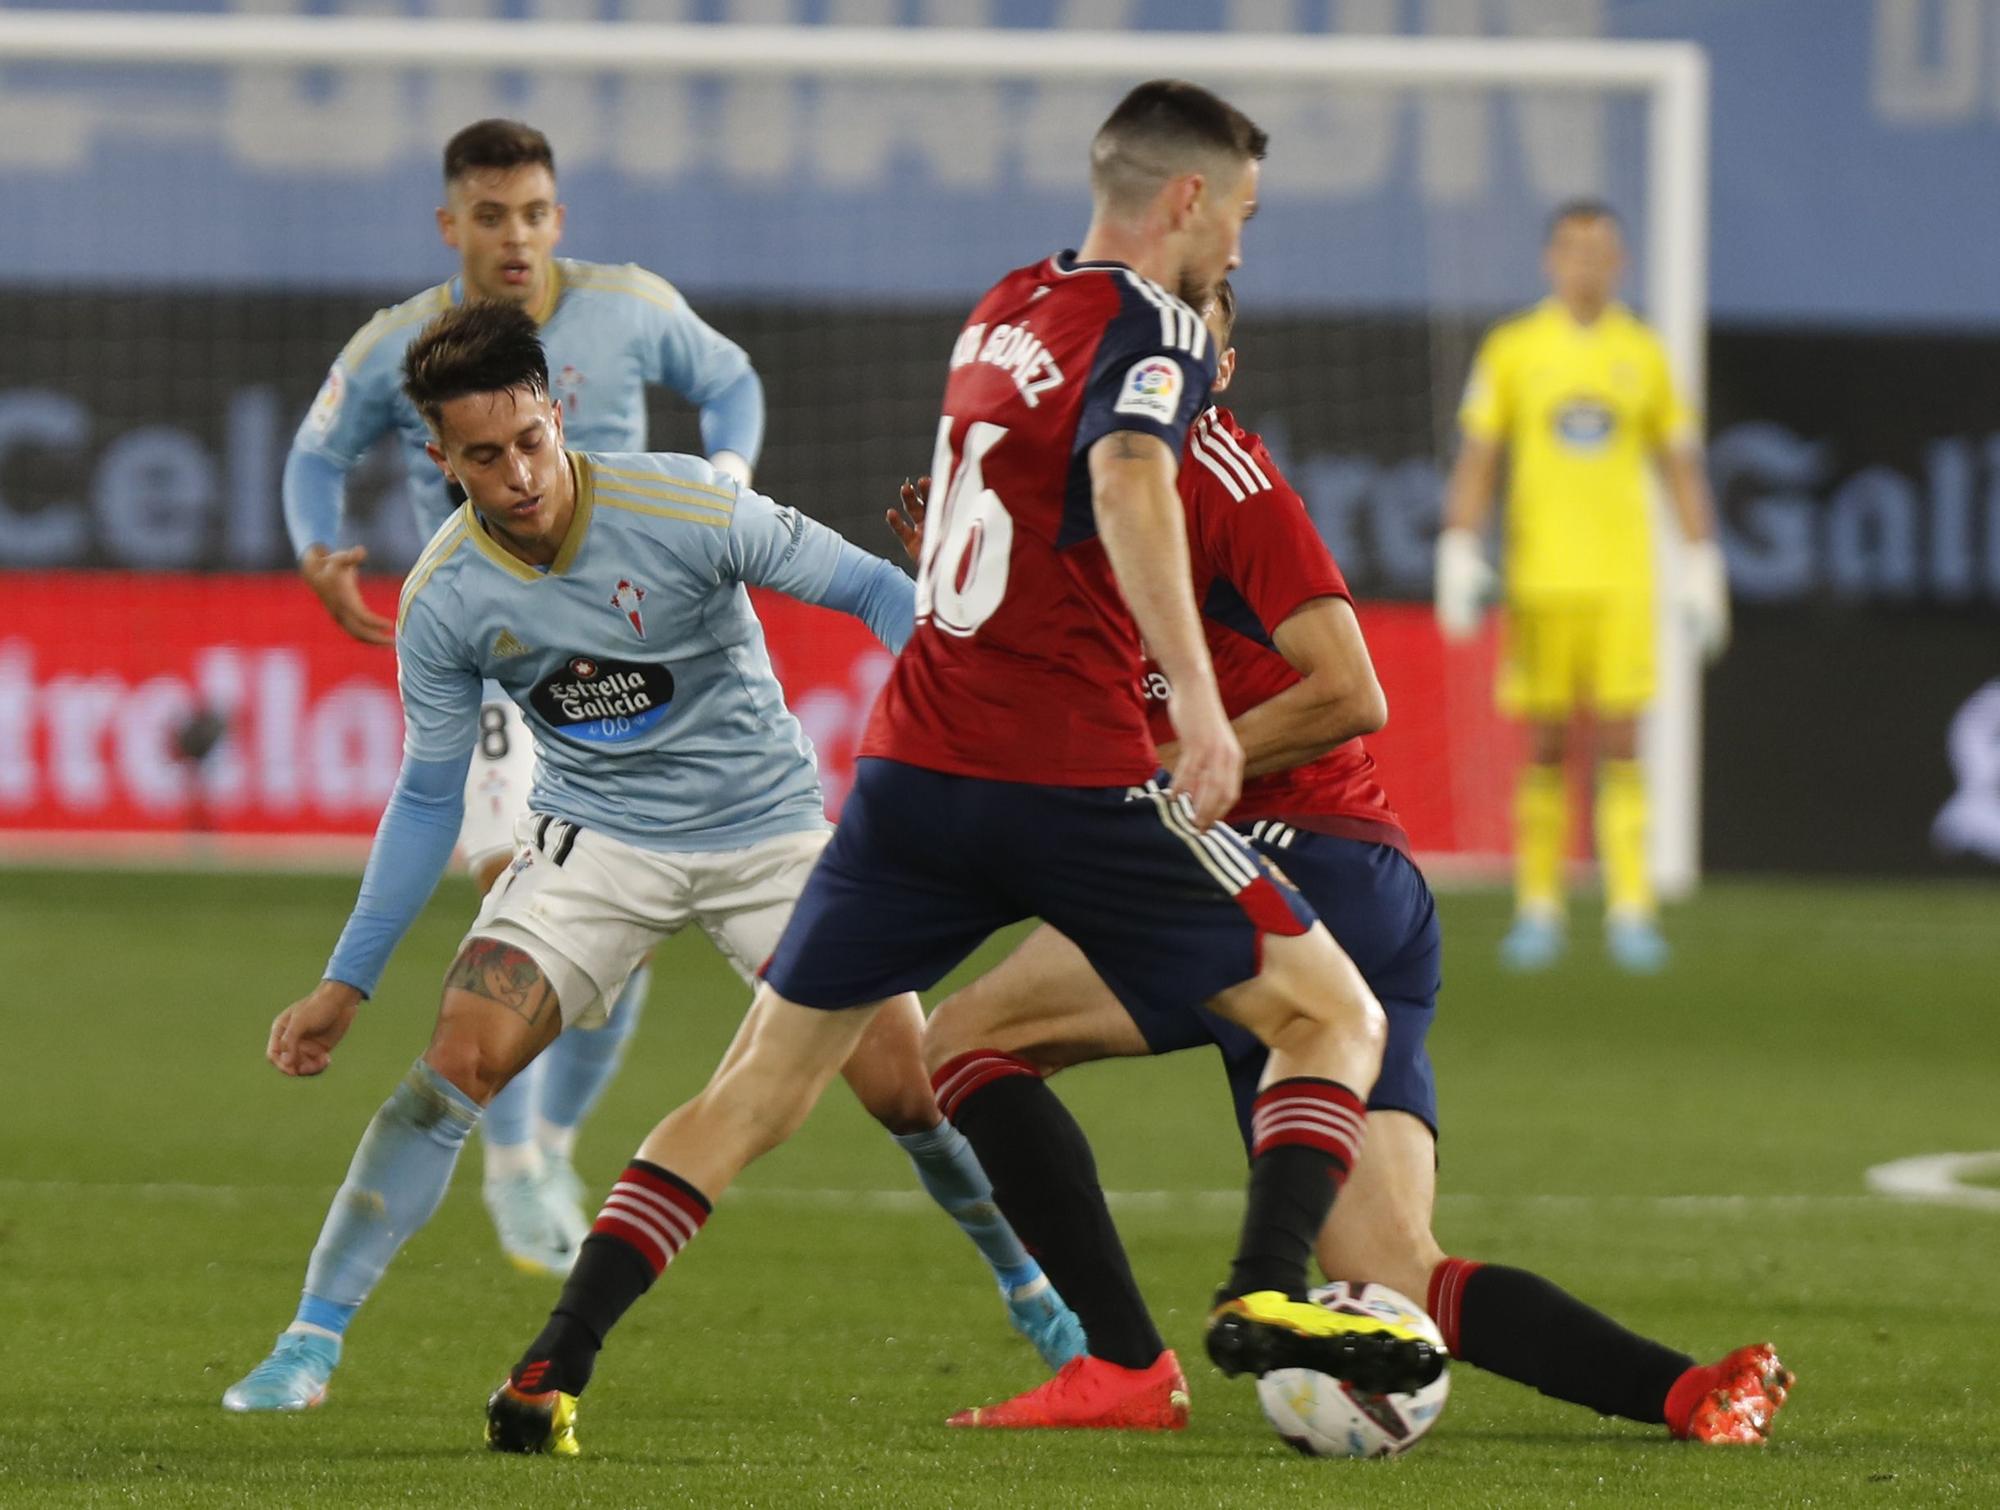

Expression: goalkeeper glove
xmin=1433 ymin=527 xmax=1494 ymax=642
xmin=1679 ymin=537 xmax=1731 ymax=662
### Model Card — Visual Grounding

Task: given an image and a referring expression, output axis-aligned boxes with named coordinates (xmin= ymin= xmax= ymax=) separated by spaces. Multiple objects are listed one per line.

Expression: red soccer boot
xmin=1667 ymin=1343 xmax=1795 ymax=1445
xmin=947 ymin=1351 xmax=1190 ymax=1430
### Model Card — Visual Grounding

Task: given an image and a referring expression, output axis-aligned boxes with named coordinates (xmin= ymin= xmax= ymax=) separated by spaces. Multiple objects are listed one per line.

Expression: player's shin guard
xmin=1222 ymin=1079 xmax=1365 ymax=1299
xmin=512 ymin=1160 xmax=711 ymax=1397
xmin=298 ymin=1060 xmax=481 ymax=1327
xmin=1429 ymin=1258 xmax=1693 ymax=1423
xmin=1515 ymin=762 xmax=1568 ymax=916
xmin=539 ymin=965 xmax=650 ymax=1146
xmin=933 ymin=1051 xmax=1164 ymax=1370
xmin=1596 ymin=760 xmax=1653 ymax=919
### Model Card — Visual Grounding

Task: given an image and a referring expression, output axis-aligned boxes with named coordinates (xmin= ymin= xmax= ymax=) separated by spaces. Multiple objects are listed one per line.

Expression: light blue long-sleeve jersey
xmin=323 ymin=450 xmax=912 ymax=995
xmin=284 ymin=259 xmax=764 ymax=557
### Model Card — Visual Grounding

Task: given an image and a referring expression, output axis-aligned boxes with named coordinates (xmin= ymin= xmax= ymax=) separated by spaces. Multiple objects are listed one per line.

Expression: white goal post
xmin=0 ymin=12 xmax=1709 ymax=895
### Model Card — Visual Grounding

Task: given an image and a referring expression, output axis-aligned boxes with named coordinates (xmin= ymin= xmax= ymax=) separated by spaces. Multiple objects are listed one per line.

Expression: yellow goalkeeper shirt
xmin=1458 ymin=299 xmax=1694 ymax=600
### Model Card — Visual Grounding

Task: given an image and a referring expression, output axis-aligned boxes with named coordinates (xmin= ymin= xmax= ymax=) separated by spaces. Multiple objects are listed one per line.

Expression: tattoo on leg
xmin=444 ymin=939 xmax=558 ymax=1027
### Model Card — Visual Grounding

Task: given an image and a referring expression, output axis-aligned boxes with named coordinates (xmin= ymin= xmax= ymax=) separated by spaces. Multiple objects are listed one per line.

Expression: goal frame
xmin=0 ymin=12 xmax=1710 ymax=894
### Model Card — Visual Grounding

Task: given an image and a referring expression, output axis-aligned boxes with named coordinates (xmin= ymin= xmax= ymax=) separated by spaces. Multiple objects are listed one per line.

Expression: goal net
xmin=0 ymin=12 xmax=1707 ymax=891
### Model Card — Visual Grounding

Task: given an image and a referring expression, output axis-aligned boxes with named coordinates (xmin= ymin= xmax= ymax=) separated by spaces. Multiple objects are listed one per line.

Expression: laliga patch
xmin=1113 ymin=357 xmax=1183 ymax=424
xmin=528 ymin=654 xmax=675 ymax=745
xmin=305 ymin=365 xmax=345 ymax=439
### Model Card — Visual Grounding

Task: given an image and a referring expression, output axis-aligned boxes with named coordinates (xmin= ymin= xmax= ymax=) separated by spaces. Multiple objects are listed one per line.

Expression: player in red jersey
xmin=914 ymin=282 xmax=1792 ymax=1442
xmin=486 ymin=82 xmax=1448 ymax=1456
xmin=487 ymin=81 xmax=1444 ymax=1455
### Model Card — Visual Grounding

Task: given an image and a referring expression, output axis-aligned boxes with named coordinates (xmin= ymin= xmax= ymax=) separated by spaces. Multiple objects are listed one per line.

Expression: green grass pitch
xmin=2 ymin=869 xmax=1996 ymax=1507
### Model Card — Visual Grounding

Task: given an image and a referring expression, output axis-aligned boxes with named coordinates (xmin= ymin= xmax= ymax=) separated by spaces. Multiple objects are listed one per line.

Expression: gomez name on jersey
xmin=949 ymin=320 xmax=1066 ymax=407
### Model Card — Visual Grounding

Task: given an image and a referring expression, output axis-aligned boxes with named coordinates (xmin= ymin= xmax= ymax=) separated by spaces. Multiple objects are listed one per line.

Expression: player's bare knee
xmin=1342 ymin=989 xmax=1389 ymax=1059
xmin=1315 ymin=1229 xmax=1437 ymax=1302
xmin=1265 ymin=976 xmax=1385 ymax=1062
xmin=1344 ymin=1224 xmax=1440 ymax=1304
xmin=845 ymin=1043 xmax=943 ymax=1135
xmin=1307 ymin=970 xmax=1387 ymax=1044
xmin=866 ymin=1084 xmax=942 ymax=1138
xmin=427 ymin=939 xmax=561 ymax=1103
xmin=421 ymin=1031 xmax=509 ymax=1105
xmin=920 ymin=990 xmax=983 ymax=1075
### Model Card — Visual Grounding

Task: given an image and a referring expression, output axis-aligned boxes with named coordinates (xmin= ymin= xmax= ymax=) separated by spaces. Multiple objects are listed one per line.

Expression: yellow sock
xmin=1514 ymin=763 xmax=1567 ymax=916
xmin=1596 ymin=759 xmax=1653 ymax=919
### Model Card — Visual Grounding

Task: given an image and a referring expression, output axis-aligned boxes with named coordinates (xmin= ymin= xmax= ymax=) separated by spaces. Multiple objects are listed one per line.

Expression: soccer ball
xmin=1254 ymin=1282 xmax=1451 ymax=1458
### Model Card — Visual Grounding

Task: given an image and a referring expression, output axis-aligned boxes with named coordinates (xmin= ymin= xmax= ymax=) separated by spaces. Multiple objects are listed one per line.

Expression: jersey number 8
xmin=915 ymin=417 xmax=1014 ymax=638
xmin=478 ymin=704 xmax=512 ymax=761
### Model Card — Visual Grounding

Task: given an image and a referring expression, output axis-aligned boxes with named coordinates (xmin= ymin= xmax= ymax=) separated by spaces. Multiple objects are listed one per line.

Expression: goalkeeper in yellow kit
xmin=1435 ymin=200 xmax=1727 ymax=973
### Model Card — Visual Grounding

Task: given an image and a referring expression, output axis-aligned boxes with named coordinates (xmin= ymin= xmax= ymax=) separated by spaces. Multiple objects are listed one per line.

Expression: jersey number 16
xmin=915 ymin=417 xmax=1014 ymax=638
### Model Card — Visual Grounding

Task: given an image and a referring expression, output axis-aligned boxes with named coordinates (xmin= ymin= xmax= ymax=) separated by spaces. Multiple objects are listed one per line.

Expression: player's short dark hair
xmin=1091 ymin=80 xmax=1268 ymax=210
xmin=443 ymin=119 xmax=556 ymax=184
xmin=1547 ymin=197 xmax=1620 ymax=240
xmin=402 ymin=301 xmax=550 ymax=431
xmin=1207 ymin=278 xmax=1238 ymax=341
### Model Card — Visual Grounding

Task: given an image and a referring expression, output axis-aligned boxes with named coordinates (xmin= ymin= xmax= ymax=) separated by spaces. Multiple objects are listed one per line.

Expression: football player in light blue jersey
xmin=282 ymin=120 xmax=767 ymax=1272
xmin=220 ymin=302 xmax=1083 ymax=1416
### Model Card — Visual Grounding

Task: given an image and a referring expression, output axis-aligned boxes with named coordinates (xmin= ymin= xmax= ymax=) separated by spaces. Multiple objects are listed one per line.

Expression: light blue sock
xmin=295 ymin=1294 xmax=356 ymax=1337
xmin=539 ymin=964 xmax=649 ymax=1136
xmin=295 ymin=1059 xmax=481 ymax=1334
xmin=480 ymin=1055 xmax=541 ymax=1171
xmin=893 ymin=1119 xmax=1040 ymax=1292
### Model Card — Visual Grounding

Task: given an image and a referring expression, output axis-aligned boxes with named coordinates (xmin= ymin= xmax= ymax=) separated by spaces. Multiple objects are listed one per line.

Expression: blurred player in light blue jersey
xmin=283 ymin=120 xmax=767 ymax=1271
xmin=222 ymin=302 xmax=1081 ymax=1415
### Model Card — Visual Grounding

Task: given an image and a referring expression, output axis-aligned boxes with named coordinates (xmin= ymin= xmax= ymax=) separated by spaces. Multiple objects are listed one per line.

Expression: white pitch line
xmin=0 ymin=1178 xmax=303 ymax=1201
xmin=1865 ymin=1151 xmax=2000 ymax=1213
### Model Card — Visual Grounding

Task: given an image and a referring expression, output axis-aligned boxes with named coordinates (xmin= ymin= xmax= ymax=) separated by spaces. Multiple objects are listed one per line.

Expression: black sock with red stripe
xmin=511 ymin=1160 xmax=712 ymax=1397
xmin=932 ymin=1050 xmax=1164 ymax=1370
xmin=1222 ymin=1078 xmax=1366 ymax=1299
xmin=1428 ymin=1257 xmax=1695 ymax=1424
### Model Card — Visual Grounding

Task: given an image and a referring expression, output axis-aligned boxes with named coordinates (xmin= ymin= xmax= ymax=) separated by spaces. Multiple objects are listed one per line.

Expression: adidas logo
xmin=492 ymin=629 xmax=532 ymax=659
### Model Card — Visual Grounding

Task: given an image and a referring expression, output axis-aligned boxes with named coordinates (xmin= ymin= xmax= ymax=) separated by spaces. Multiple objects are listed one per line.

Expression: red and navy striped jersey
xmin=863 ymin=252 xmax=1217 ymax=784
xmin=1145 ymin=406 xmax=1406 ymax=849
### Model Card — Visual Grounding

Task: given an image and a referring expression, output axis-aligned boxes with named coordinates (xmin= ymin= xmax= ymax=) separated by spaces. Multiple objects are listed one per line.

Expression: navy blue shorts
xmin=1133 ymin=827 xmax=1441 ymax=1146
xmin=763 ymin=759 xmax=1316 ymax=1024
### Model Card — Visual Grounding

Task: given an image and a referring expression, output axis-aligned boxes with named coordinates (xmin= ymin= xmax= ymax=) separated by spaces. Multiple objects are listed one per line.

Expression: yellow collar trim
xmin=448 ymin=260 xmax=564 ymax=326
xmin=463 ymin=503 xmax=539 ymax=582
xmin=462 ymin=452 xmax=593 ymax=581
xmin=553 ymin=451 xmax=594 ymax=573
xmin=529 ymin=261 xmax=565 ymax=326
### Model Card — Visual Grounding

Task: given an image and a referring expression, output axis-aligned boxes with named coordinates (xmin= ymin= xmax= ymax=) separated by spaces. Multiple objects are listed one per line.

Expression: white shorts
xmin=460 ymin=699 xmax=537 ymax=874
xmin=464 ymin=819 xmax=832 ymax=1030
